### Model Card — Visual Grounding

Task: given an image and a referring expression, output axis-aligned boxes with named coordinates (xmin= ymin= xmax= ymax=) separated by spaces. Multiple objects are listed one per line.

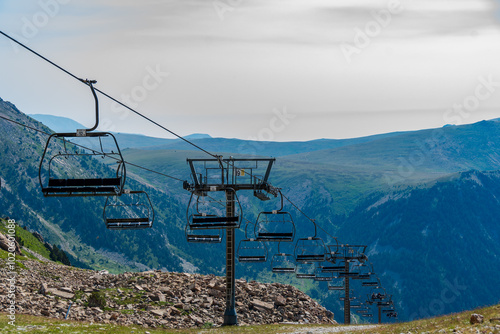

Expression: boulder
xmin=251 ymin=299 xmax=274 ymax=311
xmin=0 ymin=232 xmax=22 ymax=255
xmin=470 ymin=313 xmax=484 ymax=324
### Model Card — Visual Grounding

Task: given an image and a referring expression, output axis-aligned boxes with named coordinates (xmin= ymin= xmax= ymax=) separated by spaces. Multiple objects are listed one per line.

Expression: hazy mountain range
xmin=0 ymin=101 xmax=497 ymax=322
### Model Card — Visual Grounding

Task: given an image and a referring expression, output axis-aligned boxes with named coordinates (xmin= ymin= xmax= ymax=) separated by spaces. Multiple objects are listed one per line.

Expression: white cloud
xmin=1 ymin=0 xmax=499 ymax=140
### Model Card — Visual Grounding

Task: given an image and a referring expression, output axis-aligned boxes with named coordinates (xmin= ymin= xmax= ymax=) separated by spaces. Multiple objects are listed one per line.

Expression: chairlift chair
xmin=386 ymin=312 xmax=398 ymax=318
xmin=362 ymin=281 xmax=380 ymax=287
xmin=355 ymin=274 xmax=371 ymax=280
xmin=368 ymin=286 xmax=387 ymax=301
xmin=295 ymin=261 xmax=317 ymax=279
xmin=271 ymin=242 xmax=296 ymax=273
xmin=377 ymin=296 xmax=393 ymax=307
xmin=338 ymin=272 xmax=360 ymax=278
xmin=314 ymin=266 xmax=333 ymax=282
xmin=361 ymin=274 xmax=380 ymax=287
xmin=237 ymin=222 xmax=267 ymax=262
xmin=294 ymin=222 xmax=327 ymax=263
xmin=237 ymin=239 xmax=267 ymax=262
xmin=187 ymin=190 xmax=242 ymax=230
xmin=356 ymin=308 xmax=370 ymax=314
xmin=39 ymin=81 xmax=125 ymax=197
xmin=321 ymin=261 xmax=345 ymax=273
xmin=351 ymin=262 xmax=372 ymax=280
xmin=339 ymin=296 xmax=356 ymax=301
xmin=255 ymin=191 xmax=295 ymax=242
xmin=326 ymin=240 xmax=340 ymax=262
xmin=382 ymin=308 xmax=396 ymax=314
xmin=185 ymin=226 xmax=223 ymax=243
xmin=327 ymin=280 xmax=344 ymax=291
xmin=104 ymin=190 xmax=154 ymax=230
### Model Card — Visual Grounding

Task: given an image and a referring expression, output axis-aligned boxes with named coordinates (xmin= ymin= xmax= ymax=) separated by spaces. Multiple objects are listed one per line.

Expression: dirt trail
xmin=285 ymin=324 xmax=378 ymax=334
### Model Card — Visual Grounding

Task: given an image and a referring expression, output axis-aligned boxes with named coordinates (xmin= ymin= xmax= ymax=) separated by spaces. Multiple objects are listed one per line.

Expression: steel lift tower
xmin=184 ymin=157 xmax=277 ymax=326
xmin=330 ymin=244 xmax=367 ymax=324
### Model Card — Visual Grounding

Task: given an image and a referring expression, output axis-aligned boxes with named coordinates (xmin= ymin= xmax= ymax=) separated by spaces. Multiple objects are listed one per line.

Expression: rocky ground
xmin=0 ymin=257 xmax=335 ymax=330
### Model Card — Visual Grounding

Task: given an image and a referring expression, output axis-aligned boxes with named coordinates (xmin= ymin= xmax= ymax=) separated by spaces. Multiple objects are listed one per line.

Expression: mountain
xmin=285 ymin=120 xmax=500 ymax=176
xmin=28 ymin=114 xmax=407 ymax=155
xmin=119 ymin=119 xmax=500 ymax=321
xmin=28 ymin=114 xmax=86 ymax=133
xmin=4 ymin=99 xmax=500 ymax=323
xmin=184 ymin=133 xmax=212 ymax=139
xmin=336 ymin=170 xmax=500 ymax=320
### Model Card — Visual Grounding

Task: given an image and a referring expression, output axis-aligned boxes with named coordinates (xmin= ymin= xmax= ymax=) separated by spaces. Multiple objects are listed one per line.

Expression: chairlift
xmin=321 ymin=262 xmax=345 ymax=273
xmin=351 ymin=262 xmax=372 ymax=280
xmin=237 ymin=222 xmax=267 ymax=262
xmin=103 ymin=190 xmax=154 ymax=230
xmin=187 ymin=190 xmax=242 ymax=230
xmin=237 ymin=239 xmax=267 ymax=262
xmin=368 ymin=286 xmax=387 ymax=301
xmin=314 ymin=266 xmax=333 ymax=282
xmin=362 ymin=281 xmax=380 ymax=287
xmin=327 ymin=280 xmax=344 ymax=291
xmin=339 ymin=296 xmax=356 ymax=301
xmin=39 ymin=81 xmax=125 ymax=197
xmin=382 ymin=308 xmax=396 ymax=314
xmin=255 ymin=191 xmax=295 ymax=242
xmin=356 ymin=308 xmax=370 ymax=314
xmin=386 ymin=312 xmax=398 ymax=318
xmin=294 ymin=221 xmax=326 ymax=262
xmin=326 ymin=240 xmax=340 ymax=262
xmin=271 ymin=242 xmax=296 ymax=273
xmin=377 ymin=296 xmax=393 ymax=307
xmin=254 ymin=189 xmax=271 ymax=201
xmin=295 ymin=261 xmax=317 ymax=279
xmin=338 ymin=272 xmax=359 ymax=278
xmin=185 ymin=226 xmax=223 ymax=243
xmin=361 ymin=314 xmax=373 ymax=318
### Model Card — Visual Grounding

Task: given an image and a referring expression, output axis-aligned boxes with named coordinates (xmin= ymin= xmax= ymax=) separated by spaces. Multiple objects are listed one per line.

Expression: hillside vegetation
xmin=2 ymin=97 xmax=500 ymax=323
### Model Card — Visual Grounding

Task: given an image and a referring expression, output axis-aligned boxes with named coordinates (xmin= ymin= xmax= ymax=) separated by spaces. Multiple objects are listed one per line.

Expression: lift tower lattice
xmin=184 ymin=157 xmax=277 ymax=326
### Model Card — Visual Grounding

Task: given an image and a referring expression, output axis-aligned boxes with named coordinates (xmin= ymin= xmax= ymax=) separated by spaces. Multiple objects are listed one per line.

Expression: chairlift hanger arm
xmin=84 ymin=80 xmax=99 ymax=132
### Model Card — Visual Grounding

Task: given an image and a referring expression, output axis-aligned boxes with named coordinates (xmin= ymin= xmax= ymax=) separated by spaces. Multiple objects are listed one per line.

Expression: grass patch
xmin=0 ymin=249 xmax=28 ymax=271
xmin=1 ymin=304 xmax=500 ymax=334
xmin=0 ymin=313 xmax=320 ymax=333
xmin=13 ymin=225 xmax=51 ymax=260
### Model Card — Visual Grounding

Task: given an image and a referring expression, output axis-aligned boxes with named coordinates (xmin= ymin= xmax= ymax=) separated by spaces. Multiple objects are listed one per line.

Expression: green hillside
xmin=285 ymin=121 xmax=500 ymax=177
xmin=338 ymin=170 xmax=500 ymax=320
xmin=3 ymin=96 xmax=500 ymax=323
xmin=0 ymin=98 xmax=188 ymax=274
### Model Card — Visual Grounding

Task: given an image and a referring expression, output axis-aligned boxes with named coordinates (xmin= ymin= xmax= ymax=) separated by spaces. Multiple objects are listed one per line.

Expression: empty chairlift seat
xmin=255 ymin=192 xmax=295 ymax=242
xmin=271 ymin=253 xmax=296 ymax=273
xmin=104 ymin=190 xmax=154 ymax=230
xmin=327 ymin=280 xmax=345 ymax=291
xmin=187 ymin=191 xmax=242 ymax=230
xmin=191 ymin=214 xmax=239 ymax=229
xmin=314 ymin=266 xmax=333 ymax=282
xmin=362 ymin=281 xmax=380 ymax=287
xmin=185 ymin=227 xmax=223 ymax=243
xmin=237 ymin=239 xmax=267 ymax=263
xmin=39 ymin=132 xmax=125 ymax=197
xmin=255 ymin=210 xmax=295 ymax=242
xmin=39 ymin=83 xmax=126 ymax=198
xmin=295 ymin=261 xmax=317 ymax=279
xmin=294 ymin=236 xmax=327 ymax=263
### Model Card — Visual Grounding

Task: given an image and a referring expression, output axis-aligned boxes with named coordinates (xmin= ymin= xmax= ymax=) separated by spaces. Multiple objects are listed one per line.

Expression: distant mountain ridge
xmin=29 ymin=113 xmax=407 ymax=156
xmin=2 ymin=99 xmax=500 ymax=322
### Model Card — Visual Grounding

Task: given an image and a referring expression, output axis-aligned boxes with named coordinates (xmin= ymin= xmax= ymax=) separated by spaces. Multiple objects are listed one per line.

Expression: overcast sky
xmin=1 ymin=0 xmax=500 ymax=141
